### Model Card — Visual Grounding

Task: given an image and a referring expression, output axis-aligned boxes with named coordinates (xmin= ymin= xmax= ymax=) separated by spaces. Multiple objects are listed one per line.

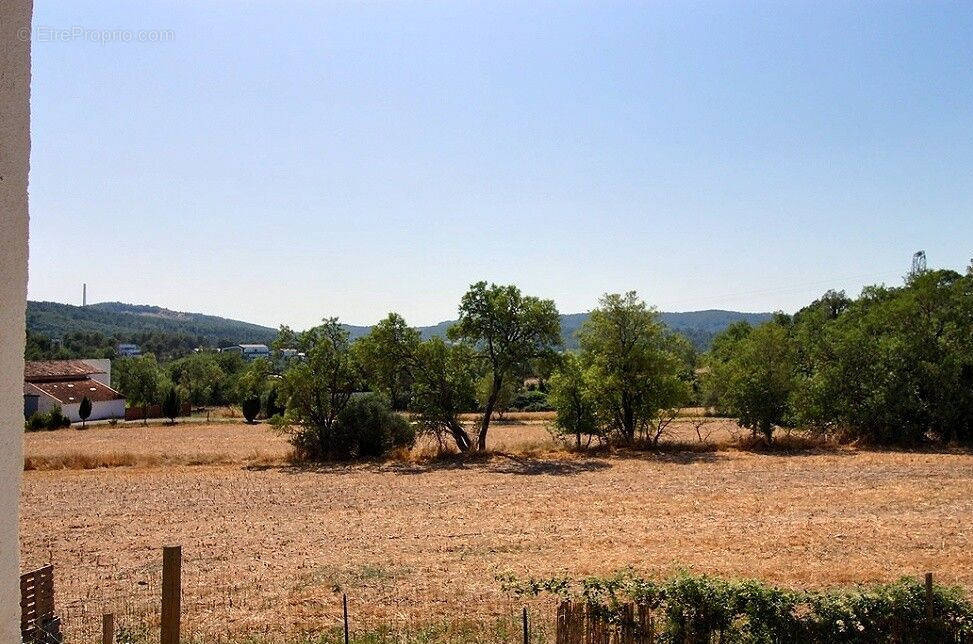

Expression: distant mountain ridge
xmin=27 ymin=301 xmax=278 ymax=346
xmin=27 ymin=301 xmax=772 ymax=351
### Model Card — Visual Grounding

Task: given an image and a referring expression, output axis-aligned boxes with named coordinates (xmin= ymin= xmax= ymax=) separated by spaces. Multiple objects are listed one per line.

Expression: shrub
xmin=291 ymin=393 xmax=414 ymax=460
xmin=241 ymin=396 xmax=261 ymax=424
xmin=25 ymin=406 xmax=71 ymax=432
xmin=161 ymin=386 xmax=180 ymax=424
xmin=510 ymin=389 xmax=552 ymax=412
xmin=499 ymin=571 xmax=973 ymax=642
xmin=25 ymin=413 xmax=47 ymax=432
xmin=261 ymin=383 xmax=284 ymax=418
xmin=46 ymin=406 xmax=70 ymax=429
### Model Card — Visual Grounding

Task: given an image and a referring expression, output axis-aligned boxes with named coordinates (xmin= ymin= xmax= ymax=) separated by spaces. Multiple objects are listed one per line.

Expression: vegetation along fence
xmin=21 ymin=548 xmax=973 ymax=642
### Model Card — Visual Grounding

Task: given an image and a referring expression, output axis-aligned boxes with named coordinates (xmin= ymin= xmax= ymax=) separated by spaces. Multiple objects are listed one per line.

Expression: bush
xmin=499 ymin=571 xmax=973 ymax=643
xmin=241 ymin=396 xmax=261 ymax=424
xmin=25 ymin=406 xmax=71 ymax=432
xmin=291 ymin=394 xmax=415 ymax=460
xmin=510 ymin=389 xmax=552 ymax=412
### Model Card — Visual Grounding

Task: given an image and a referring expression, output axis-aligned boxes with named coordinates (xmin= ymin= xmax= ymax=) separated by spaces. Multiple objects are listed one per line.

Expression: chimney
xmin=82 ymin=283 xmax=87 ymax=307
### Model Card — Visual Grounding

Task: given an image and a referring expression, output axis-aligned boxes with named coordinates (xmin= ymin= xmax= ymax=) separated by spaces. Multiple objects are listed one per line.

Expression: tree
xmin=548 ymin=353 xmax=598 ymax=448
xmin=241 ymin=396 xmax=261 ymax=424
xmin=792 ymin=268 xmax=973 ymax=444
xmin=277 ymin=319 xmax=361 ymax=455
xmin=162 ymin=385 xmax=181 ymax=424
xmin=78 ymin=396 xmax=92 ymax=429
xmin=579 ymin=292 xmax=690 ymax=445
xmin=410 ymin=337 xmax=479 ymax=452
xmin=476 ymin=372 xmax=518 ymax=421
xmin=237 ymin=357 xmax=272 ymax=403
xmin=170 ymin=352 xmax=224 ymax=408
xmin=353 ymin=313 xmax=421 ymax=411
xmin=710 ymin=321 xmax=796 ymax=442
xmin=448 ymin=282 xmax=561 ymax=450
xmin=114 ymin=353 xmax=168 ymax=425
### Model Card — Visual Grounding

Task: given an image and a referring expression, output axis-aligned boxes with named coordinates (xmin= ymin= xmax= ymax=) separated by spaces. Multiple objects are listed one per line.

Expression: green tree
xmin=161 ymin=385 xmax=181 ymax=424
xmin=548 ymin=353 xmax=598 ymax=448
xmin=710 ymin=321 xmax=796 ymax=442
xmin=78 ymin=396 xmax=92 ymax=429
xmin=353 ymin=312 xmax=421 ymax=411
xmin=114 ymin=353 xmax=168 ymax=425
xmin=410 ymin=337 xmax=478 ymax=452
xmin=170 ymin=352 xmax=225 ymax=408
xmin=448 ymin=282 xmax=561 ymax=450
xmin=237 ymin=357 xmax=272 ymax=402
xmin=579 ymin=292 xmax=690 ymax=445
xmin=793 ymin=269 xmax=973 ymax=444
xmin=277 ymin=319 xmax=361 ymax=455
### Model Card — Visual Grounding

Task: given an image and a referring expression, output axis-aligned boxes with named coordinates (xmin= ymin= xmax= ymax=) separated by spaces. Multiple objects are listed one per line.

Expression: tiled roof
xmin=24 ymin=360 xmax=104 ymax=382
xmin=26 ymin=379 xmax=124 ymax=404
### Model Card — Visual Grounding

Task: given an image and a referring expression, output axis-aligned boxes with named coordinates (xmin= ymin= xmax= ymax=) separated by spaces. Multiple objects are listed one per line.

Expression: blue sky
xmin=27 ymin=1 xmax=973 ymax=328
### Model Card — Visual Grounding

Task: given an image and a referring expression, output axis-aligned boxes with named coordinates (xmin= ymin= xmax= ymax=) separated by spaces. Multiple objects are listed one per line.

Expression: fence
xmin=24 ymin=544 xmax=556 ymax=643
xmin=124 ymin=402 xmax=191 ymax=421
xmin=22 ymin=552 xmax=970 ymax=643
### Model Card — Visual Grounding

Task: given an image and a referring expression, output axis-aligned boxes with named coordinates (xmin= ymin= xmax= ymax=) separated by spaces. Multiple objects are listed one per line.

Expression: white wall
xmin=82 ymin=359 xmax=112 ymax=386
xmin=83 ymin=400 xmax=125 ymax=422
xmin=0 ymin=0 xmax=32 ymax=639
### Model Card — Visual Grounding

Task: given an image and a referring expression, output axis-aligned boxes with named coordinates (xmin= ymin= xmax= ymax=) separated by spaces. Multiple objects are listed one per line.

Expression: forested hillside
xmin=26 ymin=300 xmax=770 ymax=360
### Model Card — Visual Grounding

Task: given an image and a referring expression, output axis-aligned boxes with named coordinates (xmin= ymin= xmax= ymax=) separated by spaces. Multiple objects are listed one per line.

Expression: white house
xmin=23 ymin=360 xmax=126 ymax=422
xmin=220 ymin=344 xmax=271 ymax=361
xmin=115 ymin=343 xmax=141 ymax=357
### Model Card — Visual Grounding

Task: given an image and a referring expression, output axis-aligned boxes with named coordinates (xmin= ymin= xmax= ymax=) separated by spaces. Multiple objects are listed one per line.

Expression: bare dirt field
xmin=19 ymin=418 xmax=973 ymax=641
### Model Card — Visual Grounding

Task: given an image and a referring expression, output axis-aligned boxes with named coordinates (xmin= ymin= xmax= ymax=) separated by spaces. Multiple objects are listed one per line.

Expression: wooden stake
xmin=522 ymin=605 xmax=529 ymax=644
xmin=102 ymin=613 xmax=114 ymax=644
xmin=161 ymin=546 xmax=182 ymax=644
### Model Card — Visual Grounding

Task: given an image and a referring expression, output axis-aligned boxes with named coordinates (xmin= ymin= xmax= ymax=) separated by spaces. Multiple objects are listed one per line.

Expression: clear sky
xmin=26 ymin=1 xmax=973 ymax=329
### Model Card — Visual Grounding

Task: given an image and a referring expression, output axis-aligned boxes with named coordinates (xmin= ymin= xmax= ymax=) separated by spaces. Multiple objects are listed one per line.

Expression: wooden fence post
xmin=522 ymin=605 xmax=529 ymax=644
xmin=161 ymin=545 xmax=182 ymax=644
xmin=102 ymin=613 xmax=114 ymax=644
xmin=342 ymin=593 xmax=350 ymax=644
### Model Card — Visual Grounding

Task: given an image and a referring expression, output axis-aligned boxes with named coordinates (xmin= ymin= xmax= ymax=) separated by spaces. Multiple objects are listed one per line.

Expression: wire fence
xmin=27 ymin=546 xmax=559 ymax=643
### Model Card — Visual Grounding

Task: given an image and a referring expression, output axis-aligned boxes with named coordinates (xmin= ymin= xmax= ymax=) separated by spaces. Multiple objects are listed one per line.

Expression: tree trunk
xmin=478 ymin=376 xmax=502 ymax=451
xmin=448 ymin=420 xmax=473 ymax=452
xmin=622 ymin=403 xmax=635 ymax=443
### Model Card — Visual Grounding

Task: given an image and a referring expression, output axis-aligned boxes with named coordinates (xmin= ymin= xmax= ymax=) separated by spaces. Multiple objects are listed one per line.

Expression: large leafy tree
xmin=277 ymin=319 xmax=360 ymax=454
xmin=579 ymin=292 xmax=690 ymax=444
xmin=169 ymin=352 xmax=225 ymax=408
xmin=448 ymin=282 xmax=561 ymax=450
xmin=353 ymin=313 xmax=421 ymax=411
xmin=793 ymin=268 xmax=973 ymax=444
xmin=409 ymin=337 xmax=479 ymax=452
xmin=113 ymin=353 xmax=168 ymax=425
xmin=709 ymin=321 xmax=796 ymax=442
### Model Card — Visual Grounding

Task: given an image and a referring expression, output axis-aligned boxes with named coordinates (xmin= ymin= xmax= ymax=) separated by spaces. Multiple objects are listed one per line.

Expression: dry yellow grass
xmin=19 ymin=419 xmax=973 ymax=640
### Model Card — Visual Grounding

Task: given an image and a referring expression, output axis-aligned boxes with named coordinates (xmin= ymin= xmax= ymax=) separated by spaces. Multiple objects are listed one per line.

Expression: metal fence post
xmin=343 ymin=593 xmax=350 ymax=644
xmin=522 ymin=606 xmax=529 ymax=644
xmin=161 ymin=545 xmax=182 ymax=644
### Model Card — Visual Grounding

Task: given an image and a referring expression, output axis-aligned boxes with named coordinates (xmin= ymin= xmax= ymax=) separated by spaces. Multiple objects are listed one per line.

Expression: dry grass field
xmin=20 ymin=417 xmax=973 ymax=640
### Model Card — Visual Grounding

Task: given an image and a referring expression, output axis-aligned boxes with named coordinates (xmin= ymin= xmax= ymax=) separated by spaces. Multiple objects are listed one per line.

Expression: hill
xmin=27 ymin=301 xmax=278 ymax=346
xmin=27 ymin=301 xmax=772 ymax=356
